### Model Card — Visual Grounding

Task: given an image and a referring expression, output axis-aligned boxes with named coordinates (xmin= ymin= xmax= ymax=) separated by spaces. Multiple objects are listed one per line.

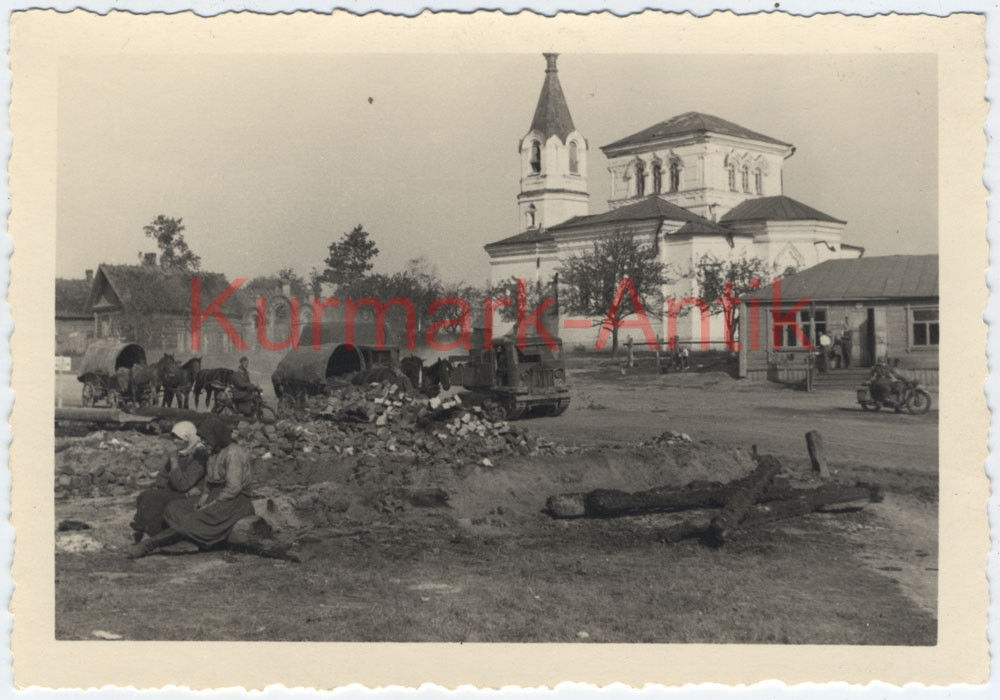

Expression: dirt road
xmin=54 ymin=367 xmax=938 ymax=643
xmin=532 ymin=368 xmax=937 ymax=474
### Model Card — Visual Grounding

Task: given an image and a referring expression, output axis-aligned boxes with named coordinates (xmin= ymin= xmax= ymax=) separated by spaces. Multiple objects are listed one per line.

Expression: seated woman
xmin=129 ymin=416 xmax=255 ymax=558
xmin=129 ymin=421 xmax=208 ymax=544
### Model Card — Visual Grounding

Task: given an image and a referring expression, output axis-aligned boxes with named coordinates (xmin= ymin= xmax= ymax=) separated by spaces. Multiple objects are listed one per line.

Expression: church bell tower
xmin=517 ymin=53 xmax=590 ymax=231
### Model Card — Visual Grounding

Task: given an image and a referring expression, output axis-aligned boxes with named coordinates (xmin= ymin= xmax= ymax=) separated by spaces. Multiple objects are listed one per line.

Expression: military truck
xmin=451 ymin=328 xmax=570 ymax=420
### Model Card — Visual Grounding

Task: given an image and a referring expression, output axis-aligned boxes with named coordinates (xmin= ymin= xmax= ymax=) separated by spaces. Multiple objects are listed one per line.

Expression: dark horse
xmin=156 ymin=354 xmax=201 ymax=408
xmin=193 ymin=367 xmax=236 ymax=409
xmin=126 ymin=362 xmax=161 ymax=407
xmin=400 ymin=356 xmax=452 ymax=398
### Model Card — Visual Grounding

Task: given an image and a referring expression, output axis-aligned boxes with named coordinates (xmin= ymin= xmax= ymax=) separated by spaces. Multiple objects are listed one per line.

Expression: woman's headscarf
xmin=196 ymin=415 xmax=232 ymax=452
xmin=170 ymin=421 xmax=201 ymax=453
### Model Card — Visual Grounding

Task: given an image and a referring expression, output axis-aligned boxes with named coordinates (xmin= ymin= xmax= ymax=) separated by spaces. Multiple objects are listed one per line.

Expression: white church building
xmin=484 ymin=53 xmax=863 ymax=348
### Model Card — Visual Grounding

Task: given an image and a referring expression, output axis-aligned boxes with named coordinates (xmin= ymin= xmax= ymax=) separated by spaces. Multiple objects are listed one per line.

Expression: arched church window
xmin=669 ymin=161 xmax=681 ymax=193
xmin=754 ymin=168 xmax=763 ymax=194
xmin=728 ymin=166 xmax=737 ymax=192
xmin=651 ymin=163 xmax=662 ymax=194
xmin=741 ymin=166 xmax=750 ymax=193
xmin=569 ymin=141 xmax=579 ymax=174
xmin=530 ymin=141 xmax=542 ymax=173
xmin=635 ymin=161 xmax=646 ymax=197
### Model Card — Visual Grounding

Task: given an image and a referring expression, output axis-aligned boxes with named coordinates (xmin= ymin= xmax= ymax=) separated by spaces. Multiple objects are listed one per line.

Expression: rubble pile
xmin=240 ymin=381 xmax=575 ymax=466
xmin=55 ymin=431 xmax=167 ymax=499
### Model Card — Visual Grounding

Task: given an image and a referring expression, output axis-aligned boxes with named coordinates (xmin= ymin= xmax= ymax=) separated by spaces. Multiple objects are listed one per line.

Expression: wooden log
xmin=705 ymin=454 xmax=783 ymax=546
xmin=805 ymin=430 xmax=830 ymax=478
xmin=582 ymin=481 xmax=727 ymax=518
xmin=55 ymin=407 xmax=154 ymax=424
xmin=661 ymin=483 xmax=883 ymax=544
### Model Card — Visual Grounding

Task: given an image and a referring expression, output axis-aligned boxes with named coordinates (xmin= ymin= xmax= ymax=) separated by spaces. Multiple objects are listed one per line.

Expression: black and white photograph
xmin=8 ymin=7 xmax=989 ymax=690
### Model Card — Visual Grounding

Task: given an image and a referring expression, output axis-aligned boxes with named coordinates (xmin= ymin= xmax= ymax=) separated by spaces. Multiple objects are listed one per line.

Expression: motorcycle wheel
xmin=907 ymin=390 xmax=932 ymax=415
xmin=860 ymin=401 xmax=880 ymax=412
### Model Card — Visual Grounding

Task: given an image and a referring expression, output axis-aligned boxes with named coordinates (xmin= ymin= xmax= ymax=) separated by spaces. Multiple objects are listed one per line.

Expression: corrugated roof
xmin=549 ymin=195 xmax=728 ymax=232
xmin=602 ymin=111 xmax=791 ymax=151
xmin=745 ymin=255 xmax=938 ymax=302
xmin=721 ymin=195 xmax=845 ymax=225
xmin=528 ymin=53 xmax=576 ymax=143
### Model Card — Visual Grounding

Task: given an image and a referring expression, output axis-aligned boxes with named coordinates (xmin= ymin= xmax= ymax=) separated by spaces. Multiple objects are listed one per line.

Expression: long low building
xmin=738 ymin=254 xmax=938 ymax=385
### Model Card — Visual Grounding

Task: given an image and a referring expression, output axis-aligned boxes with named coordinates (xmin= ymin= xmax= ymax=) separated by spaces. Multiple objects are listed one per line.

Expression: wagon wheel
xmin=81 ymin=382 xmax=96 ymax=407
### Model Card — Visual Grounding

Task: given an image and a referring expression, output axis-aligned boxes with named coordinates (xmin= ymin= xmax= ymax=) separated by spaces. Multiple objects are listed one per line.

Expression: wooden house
xmin=738 ymin=254 xmax=938 ymax=385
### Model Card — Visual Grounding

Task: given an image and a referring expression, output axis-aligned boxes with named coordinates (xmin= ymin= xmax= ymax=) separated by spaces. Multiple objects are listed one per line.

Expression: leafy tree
xmin=558 ymin=229 xmax=671 ymax=353
xmin=695 ymin=253 xmax=773 ymax=346
xmin=140 ymin=215 xmax=201 ymax=273
xmin=485 ymin=275 xmax=555 ymax=325
xmin=339 ymin=257 xmax=443 ymax=333
xmin=245 ymin=268 xmax=311 ymax=299
xmin=321 ymin=224 xmax=379 ymax=290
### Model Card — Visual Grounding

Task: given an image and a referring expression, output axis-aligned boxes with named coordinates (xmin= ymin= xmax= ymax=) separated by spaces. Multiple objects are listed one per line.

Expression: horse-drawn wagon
xmin=76 ymin=340 xmax=152 ymax=408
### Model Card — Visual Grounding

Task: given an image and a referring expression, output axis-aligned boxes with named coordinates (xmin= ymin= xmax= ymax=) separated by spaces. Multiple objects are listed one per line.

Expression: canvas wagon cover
xmin=77 ymin=340 xmax=147 ymax=378
xmin=271 ymin=344 xmax=366 ymax=386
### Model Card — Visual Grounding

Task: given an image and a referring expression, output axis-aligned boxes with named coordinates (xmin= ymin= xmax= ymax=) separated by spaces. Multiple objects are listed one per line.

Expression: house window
xmin=669 ymin=161 xmax=681 ymax=192
xmin=635 ymin=161 xmax=645 ymax=197
xmin=651 ymin=163 xmax=662 ymax=194
xmin=569 ymin=141 xmax=579 ymax=174
xmin=530 ymin=141 xmax=542 ymax=173
xmin=911 ymin=307 xmax=939 ymax=346
xmin=754 ymin=168 xmax=763 ymax=194
xmin=800 ymin=309 xmax=827 ymax=346
xmin=741 ymin=166 xmax=750 ymax=193
xmin=728 ymin=166 xmax=737 ymax=191
xmin=774 ymin=308 xmax=826 ymax=348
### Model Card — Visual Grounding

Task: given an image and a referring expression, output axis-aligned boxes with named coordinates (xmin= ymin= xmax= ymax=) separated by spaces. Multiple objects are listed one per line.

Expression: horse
xmin=156 ymin=354 xmax=200 ymax=408
xmin=128 ymin=361 xmax=161 ymax=407
xmin=193 ymin=367 xmax=235 ymax=409
xmin=400 ymin=356 xmax=452 ymax=398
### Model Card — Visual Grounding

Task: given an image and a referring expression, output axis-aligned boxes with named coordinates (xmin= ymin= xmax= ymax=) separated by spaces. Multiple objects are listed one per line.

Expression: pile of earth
xmin=53 ymin=380 xmax=762 ymax=551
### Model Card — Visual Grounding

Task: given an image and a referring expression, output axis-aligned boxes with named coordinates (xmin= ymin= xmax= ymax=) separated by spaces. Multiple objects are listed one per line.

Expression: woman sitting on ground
xmin=129 ymin=421 xmax=208 ymax=544
xmin=129 ymin=416 xmax=255 ymax=558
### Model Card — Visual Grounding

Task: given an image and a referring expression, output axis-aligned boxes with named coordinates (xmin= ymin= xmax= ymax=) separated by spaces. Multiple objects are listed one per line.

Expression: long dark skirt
xmin=163 ymin=486 xmax=254 ymax=548
xmin=132 ymin=487 xmax=185 ymax=536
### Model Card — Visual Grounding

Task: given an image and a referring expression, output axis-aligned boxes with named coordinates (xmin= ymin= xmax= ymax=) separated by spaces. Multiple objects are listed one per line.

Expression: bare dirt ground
xmin=54 ymin=366 xmax=937 ymax=644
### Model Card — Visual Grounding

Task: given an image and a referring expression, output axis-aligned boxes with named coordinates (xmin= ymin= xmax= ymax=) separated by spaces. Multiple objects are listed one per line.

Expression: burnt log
xmin=661 ymin=483 xmax=883 ymax=544
xmin=579 ymin=480 xmax=727 ymax=518
xmin=706 ymin=454 xmax=783 ymax=546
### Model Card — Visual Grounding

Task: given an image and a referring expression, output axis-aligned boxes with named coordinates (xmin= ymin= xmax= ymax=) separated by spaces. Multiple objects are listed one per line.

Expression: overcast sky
xmin=56 ymin=53 xmax=937 ymax=285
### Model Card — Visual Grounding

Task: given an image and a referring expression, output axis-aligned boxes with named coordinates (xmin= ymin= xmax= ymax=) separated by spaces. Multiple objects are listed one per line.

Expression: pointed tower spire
xmin=529 ymin=53 xmax=576 ymax=143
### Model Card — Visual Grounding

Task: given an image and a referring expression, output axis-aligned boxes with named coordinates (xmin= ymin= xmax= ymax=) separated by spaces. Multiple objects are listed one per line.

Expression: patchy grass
xmin=56 ymin=508 xmax=934 ymax=644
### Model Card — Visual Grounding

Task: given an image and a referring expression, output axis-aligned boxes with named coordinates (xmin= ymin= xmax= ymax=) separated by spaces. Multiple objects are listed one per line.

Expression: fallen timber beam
xmin=546 ymin=477 xmax=883 ymax=522
xmin=55 ymin=407 xmax=155 ymax=424
xmin=660 ymin=483 xmax=883 ymax=544
xmin=706 ymin=454 xmax=783 ymax=545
